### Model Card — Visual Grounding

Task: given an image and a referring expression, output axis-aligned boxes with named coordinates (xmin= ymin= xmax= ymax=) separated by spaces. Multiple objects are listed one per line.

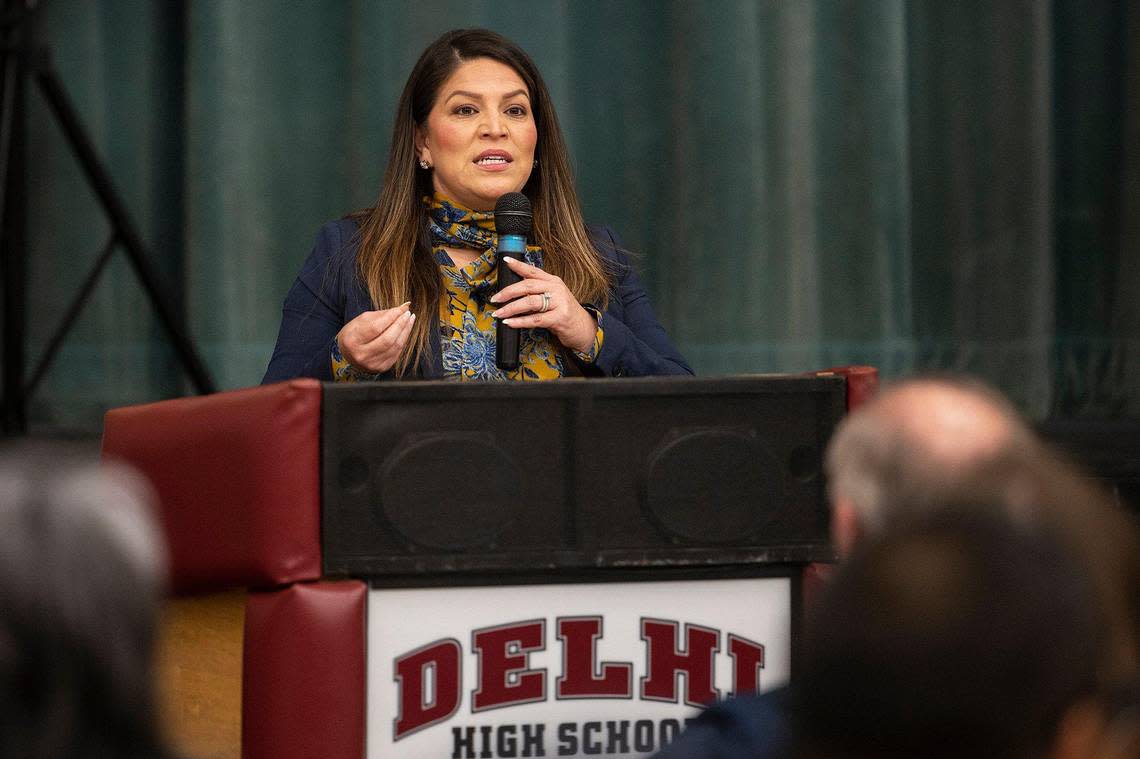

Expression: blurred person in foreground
xmin=794 ymin=510 xmax=1129 ymax=759
xmin=655 ymin=376 xmax=1140 ymax=759
xmin=263 ymin=28 xmax=691 ymax=383
xmin=0 ymin=451 xmax=174 ymax=759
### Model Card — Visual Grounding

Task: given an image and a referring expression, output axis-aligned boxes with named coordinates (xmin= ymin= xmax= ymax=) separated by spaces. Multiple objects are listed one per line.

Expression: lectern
xmin=102 ymin=368 xmax=877 ymax=759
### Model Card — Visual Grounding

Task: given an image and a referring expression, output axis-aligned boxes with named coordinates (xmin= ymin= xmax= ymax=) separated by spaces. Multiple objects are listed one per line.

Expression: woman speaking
xmin=263 ymin=29 xmax=691 ymax=383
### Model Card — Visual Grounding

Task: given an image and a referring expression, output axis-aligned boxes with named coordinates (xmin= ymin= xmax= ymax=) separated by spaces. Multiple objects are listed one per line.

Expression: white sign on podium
xmin=368 ymin=577 xmax=792 ymax=758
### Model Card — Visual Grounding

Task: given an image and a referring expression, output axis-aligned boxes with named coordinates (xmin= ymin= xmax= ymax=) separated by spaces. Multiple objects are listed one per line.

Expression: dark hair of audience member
xmin=0 ymin=454 xmax=173 ymax=759
xmin=876 ymin=446 xmax=1140 ymax=687
xmin=793 ymin=510 xmax=1107 ymax=759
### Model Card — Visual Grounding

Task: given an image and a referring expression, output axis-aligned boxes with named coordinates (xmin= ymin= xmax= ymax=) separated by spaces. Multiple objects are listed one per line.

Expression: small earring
xmin=533 ymin=158 xmax=539 ymax=167
xmin=419 ymin=159 xmax=430 ymax=170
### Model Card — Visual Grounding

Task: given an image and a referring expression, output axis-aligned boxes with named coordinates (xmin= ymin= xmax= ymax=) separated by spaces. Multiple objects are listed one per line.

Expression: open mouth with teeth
xmin=475 ymin=155 xmax=512 ymax=165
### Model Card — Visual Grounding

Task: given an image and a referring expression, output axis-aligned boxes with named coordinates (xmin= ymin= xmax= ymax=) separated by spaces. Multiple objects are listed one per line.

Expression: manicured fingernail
xmin=502 ymin=318 xmax=515 ymax=326
xmin=491 ymin=309 xmax=501 ymax=317
xmin=400 ymin=301 xmax=411 ymax=307
xmin=502 ymin=256 xmax=515 ymax=263
xmin=406 ymin=312 xmax=415 ymax=320
xmin=489 ymin=294 xmax=501 ymax=303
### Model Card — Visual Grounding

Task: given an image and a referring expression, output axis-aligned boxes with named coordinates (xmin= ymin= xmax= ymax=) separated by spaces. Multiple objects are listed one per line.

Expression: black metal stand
xmin=0 ymin=1 xmax=214 ymax=434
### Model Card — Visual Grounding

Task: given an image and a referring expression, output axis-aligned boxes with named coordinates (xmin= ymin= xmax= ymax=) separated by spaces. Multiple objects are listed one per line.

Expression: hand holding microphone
xmin=490 ymin=257 xmax=598 ymax=355
xmin=492 ymin=193 xmax=597 ymax=364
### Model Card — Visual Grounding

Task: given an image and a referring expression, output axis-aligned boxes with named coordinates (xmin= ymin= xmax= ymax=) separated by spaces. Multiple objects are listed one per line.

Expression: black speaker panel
xmin=321 ymin=376 xmax=844 ymax=577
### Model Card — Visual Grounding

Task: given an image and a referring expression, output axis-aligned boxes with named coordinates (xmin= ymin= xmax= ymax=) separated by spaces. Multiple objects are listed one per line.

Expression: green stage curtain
xmin=19 ymin=0 xmax=1140 ymax=431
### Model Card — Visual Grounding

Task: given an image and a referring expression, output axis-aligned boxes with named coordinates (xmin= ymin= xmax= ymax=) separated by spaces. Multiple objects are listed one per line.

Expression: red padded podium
xmin=104 ymin=379 xmax=361 ymax=759
xmin=102 ymin=368 xmax=877 ymax=759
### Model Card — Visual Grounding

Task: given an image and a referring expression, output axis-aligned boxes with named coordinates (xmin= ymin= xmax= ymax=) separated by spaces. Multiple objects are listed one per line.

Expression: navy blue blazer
xmin=262 ymin=218 xmax=693 ymax=383
xmin=652 ymin=689 xmax=792 ymax=759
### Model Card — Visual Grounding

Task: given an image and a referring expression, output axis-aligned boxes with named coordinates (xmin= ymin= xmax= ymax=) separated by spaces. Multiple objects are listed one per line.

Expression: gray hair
xmin=823 ymin=375 xmax=1035 ymax=535
xmin=0 ymin=447 xmax=171 ymax=759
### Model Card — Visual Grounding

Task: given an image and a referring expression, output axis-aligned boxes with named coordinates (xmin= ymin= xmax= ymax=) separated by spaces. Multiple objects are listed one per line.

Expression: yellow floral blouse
xmin=332 ymin=194 xmax=604 ymax=382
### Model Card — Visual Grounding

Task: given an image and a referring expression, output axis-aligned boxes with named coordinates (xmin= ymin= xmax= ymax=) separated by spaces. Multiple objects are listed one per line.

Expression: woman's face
xmin=416 ymin=57 xmax=537 ymax=211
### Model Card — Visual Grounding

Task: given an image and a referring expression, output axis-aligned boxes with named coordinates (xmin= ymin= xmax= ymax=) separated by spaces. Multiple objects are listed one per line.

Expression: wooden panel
xmin=156 ymin=592 xmax=245 ymax=759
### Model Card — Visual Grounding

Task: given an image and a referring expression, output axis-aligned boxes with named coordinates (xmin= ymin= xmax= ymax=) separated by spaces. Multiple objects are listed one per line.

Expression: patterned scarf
xmin=425 ymin=192 xmax=543 ymax=268
xmin=423 ymin=193 xmax=563 ymax=381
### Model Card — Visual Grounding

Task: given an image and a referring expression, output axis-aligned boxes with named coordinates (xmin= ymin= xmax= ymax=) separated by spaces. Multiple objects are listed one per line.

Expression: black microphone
xmin=494 ymin=192 xmax=532 ymax=371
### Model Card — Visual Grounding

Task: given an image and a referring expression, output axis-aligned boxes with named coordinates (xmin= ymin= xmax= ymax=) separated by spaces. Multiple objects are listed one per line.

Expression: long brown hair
xmin=352 ymin=28 xmax=611 ymax=377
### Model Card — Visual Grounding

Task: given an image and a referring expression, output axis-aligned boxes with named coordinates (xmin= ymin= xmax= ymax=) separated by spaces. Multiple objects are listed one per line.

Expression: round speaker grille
xmin=379 ymin=435 xmax=521 ymax=551
xmin=644 ymin=430 xmax=780 ymax=543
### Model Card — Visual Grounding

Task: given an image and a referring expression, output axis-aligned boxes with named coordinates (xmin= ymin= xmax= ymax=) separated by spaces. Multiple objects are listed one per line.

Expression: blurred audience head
xmin=0 ymin=446 xmax=170 ymax=759
xmin=825 ymin=376 xmax=1135 ymax=720
xmin=823 ymin=373 xmax=1140 ymax=697
xmin=795 ymin=510 xmax=1118 ymax=759
xmin=971 ymin=446 xmax=1140 ymax=685
xmin=824 ymin=376 xmax=1035 ymax=556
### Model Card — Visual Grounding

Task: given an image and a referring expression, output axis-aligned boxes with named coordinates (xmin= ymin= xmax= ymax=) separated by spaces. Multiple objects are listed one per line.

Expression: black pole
xmin=33 ymin=59 xmax=215 ymax=396
xmin=0 ymin=9 xmax=28 ymax=433
xmin=1 ymin=2 xmax=214 ymax=431
xmin=24 ymin=233 xmax=119 ymax=398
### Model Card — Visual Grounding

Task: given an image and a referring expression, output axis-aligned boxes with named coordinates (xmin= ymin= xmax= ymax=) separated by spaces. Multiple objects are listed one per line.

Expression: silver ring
xmin=539 ymin=292 xmax=551 ymax=313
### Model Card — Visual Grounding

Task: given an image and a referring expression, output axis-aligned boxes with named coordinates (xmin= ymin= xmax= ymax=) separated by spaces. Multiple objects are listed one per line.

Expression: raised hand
xmin=336 ymin=302 xmax=416 ymax=373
